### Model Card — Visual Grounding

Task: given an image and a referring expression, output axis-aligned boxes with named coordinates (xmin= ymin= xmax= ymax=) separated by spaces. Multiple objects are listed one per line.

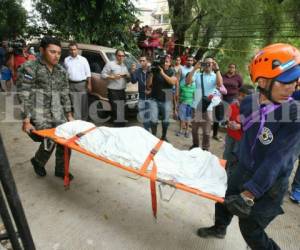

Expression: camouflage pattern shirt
xmin=16 ymin=59 xmax=72 ymax=129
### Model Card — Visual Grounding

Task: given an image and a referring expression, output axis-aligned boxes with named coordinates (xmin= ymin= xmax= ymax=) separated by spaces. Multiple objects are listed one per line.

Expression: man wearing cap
xmin=197 ymin=43 xmax=300 ymax=250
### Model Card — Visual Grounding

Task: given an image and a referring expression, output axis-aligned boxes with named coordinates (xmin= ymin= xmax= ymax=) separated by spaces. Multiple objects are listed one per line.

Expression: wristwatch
xmin=240 ymin=193 xmax=255 ymax=207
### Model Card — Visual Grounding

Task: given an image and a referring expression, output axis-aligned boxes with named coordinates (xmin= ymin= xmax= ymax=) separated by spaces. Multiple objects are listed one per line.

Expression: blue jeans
xmin=291 ymin=156 xmax=300 ymax=191
xmin=137 ymin=99 xmax=151 ymax=131
xmin=150 ymin=99 xmax=172 ymax=138
xmin=214 ymin=166 xmax=285 ymax=250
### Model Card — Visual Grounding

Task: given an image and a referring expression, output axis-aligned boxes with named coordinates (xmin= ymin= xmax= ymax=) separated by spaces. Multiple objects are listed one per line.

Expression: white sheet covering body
xmin=55 ymin=121 xmax=227 ymax=197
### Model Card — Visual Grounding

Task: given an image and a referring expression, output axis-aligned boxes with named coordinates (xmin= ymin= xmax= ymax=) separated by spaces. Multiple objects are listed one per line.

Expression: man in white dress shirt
xmin=101 ymin=49 xmax=130 ymax=127
xmin=64 ymin=42 xmax=91 ymax=120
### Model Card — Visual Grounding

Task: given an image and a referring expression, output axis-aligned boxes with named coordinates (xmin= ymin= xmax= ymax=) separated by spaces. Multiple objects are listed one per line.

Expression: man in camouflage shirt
xmin=16 ymin=36 xmax=74 ymax=180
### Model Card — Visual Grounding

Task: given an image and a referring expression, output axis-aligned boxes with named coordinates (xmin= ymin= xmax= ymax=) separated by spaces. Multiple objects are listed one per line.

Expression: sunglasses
xmin=117 ymin=54 xmax=125 ymax=57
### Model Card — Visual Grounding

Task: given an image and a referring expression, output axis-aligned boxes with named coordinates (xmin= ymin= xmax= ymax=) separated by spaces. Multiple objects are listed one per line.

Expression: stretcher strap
xmin=63 ymin=147 xmax=70 ymax=187
xmin=144 ymin=141 xmax=163 ymax=218
xmin=150 ymin=161 xmax=158 ymax=218
xmin=139 ymin=140 xmax=163 ymax=218
xmin=65 ymin=126 xmax=97 ymax=146
xmin=140 ymin=140 xmax=163 ymax=173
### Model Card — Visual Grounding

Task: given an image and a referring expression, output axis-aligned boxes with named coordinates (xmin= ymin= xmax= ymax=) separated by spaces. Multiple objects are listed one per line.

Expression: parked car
xmin=28 ymin=42 xmax=139 ymax=120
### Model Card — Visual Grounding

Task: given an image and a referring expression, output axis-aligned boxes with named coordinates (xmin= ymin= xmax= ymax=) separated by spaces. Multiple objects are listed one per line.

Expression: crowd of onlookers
xmin=131 ymin=20 xmax=177 ymax=59
xmin=0 ymin=39 xmax=35 ymax=92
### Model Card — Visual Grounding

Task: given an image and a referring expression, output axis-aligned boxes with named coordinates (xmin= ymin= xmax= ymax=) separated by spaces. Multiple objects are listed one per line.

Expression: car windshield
xmin=106 ymin=52 xmax=138 ymax=71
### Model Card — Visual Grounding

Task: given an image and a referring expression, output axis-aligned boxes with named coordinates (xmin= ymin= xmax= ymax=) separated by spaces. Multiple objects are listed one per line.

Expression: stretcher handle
xmin=158 ymin=183 xmax=177 ymax=202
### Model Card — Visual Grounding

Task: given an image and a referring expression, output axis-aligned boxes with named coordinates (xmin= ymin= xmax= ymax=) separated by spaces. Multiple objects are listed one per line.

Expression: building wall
xmin=133 ymin=0 xmax=172 ymax=32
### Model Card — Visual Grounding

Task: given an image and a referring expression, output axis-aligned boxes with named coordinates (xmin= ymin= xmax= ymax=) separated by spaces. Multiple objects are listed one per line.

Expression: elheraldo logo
xmin=259 ymin=127 xmax=274 ymax=145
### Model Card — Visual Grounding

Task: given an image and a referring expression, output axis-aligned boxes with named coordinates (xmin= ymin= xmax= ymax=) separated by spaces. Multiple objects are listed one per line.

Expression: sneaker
xmin=184 ymin=131 xmax=190 ymax=138
xmin=290 ymin=189 xmax=300 ymax=204
xmin=31 ymin=158 xmax=47 ymax=177
xmin=55 ymin=171 xmax=74 ymax=181
xmin=213 ymin=135 xmax=223 ymax=142
xmin=197 ymin=225 xmax=226 ymax=239
xmin=189 ymin=144 xmax=199 ymax=150
xmin=176 ymin=131 xmax=183 ymax=137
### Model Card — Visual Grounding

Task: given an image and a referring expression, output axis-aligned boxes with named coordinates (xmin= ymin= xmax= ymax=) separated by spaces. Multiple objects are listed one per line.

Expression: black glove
xmin=224 ymin=195 xmax=252 ymax=218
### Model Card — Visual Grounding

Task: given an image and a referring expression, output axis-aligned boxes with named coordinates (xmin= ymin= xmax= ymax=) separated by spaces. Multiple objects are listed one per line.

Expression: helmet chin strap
xmin=257 ymin=80 xmax=280 ymax=104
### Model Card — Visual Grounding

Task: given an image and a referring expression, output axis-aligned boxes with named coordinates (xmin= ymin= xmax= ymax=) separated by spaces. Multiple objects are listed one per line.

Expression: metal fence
xmin=0 ymin=135 xmax=35 ymax=250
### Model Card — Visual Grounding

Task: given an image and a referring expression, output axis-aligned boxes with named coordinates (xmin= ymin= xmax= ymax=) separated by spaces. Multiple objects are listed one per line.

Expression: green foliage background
xmin=168 ymin=0 xmax=300 ymax=81
xmin=32 ymin=0 xmax=139 ymax=54
xmin=0 ymin=0 xmax=27 ymax=39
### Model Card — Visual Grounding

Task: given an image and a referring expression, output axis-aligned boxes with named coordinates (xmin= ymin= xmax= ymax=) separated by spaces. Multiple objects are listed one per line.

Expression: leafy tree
xmin=0 ymin=0 xmax=27 ymax=39
xmin=167 ymin=0 xmax=206 ymax=56
xmin=33 ymin=0 xmax=138 ymax=52
xmin=168 ymin=0 xmax=300 ymax=79
xmin=280 ymin=0 xmax=300 ymax=47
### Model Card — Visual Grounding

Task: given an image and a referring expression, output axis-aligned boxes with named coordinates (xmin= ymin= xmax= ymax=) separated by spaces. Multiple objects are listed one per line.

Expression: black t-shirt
xmin=151 ymin=68 xmax=175 ymax=102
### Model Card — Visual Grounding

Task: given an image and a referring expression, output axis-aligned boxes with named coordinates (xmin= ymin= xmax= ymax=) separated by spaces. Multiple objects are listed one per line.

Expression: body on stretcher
xmin=33 ymin=120 xmax=227 ymax=217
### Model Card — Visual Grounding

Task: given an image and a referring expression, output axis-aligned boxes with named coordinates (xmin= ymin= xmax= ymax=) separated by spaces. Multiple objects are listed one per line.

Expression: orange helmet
xmin=249 ymin=43 xmax=300 ymax=83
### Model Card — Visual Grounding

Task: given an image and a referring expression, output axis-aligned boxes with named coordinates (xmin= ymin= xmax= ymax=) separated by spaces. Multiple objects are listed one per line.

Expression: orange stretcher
xmin=33 ymin=128 xmax=226 ymax=218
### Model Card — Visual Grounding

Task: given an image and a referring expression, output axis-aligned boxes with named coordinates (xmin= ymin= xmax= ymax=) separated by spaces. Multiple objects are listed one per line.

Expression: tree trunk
xmin=168 ymin=0 xmax=196 ymax=57
xmin=174 ymin=30 xmax=185 ymax=57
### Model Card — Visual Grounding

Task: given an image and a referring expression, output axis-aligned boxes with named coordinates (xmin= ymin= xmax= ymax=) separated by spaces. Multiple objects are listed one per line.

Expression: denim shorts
xmin=0 ymin=67 xmax=12 ymax=81
xmin=179 ymin=103 xmax=193 ymax=121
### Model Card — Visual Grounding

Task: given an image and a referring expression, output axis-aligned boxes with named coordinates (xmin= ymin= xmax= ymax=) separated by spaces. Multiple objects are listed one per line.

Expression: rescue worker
xmin=197 ymin=43 xmax=300 ymax=250
xmin=16 ymin=36 xmax=74 ymax=180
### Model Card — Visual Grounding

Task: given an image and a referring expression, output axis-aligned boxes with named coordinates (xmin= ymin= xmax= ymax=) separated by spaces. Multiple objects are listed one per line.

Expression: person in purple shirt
xmin=213 ymin=64 xmax=243 ymax=141
xmin=222 ymin=63 xmax=243 ymax=104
